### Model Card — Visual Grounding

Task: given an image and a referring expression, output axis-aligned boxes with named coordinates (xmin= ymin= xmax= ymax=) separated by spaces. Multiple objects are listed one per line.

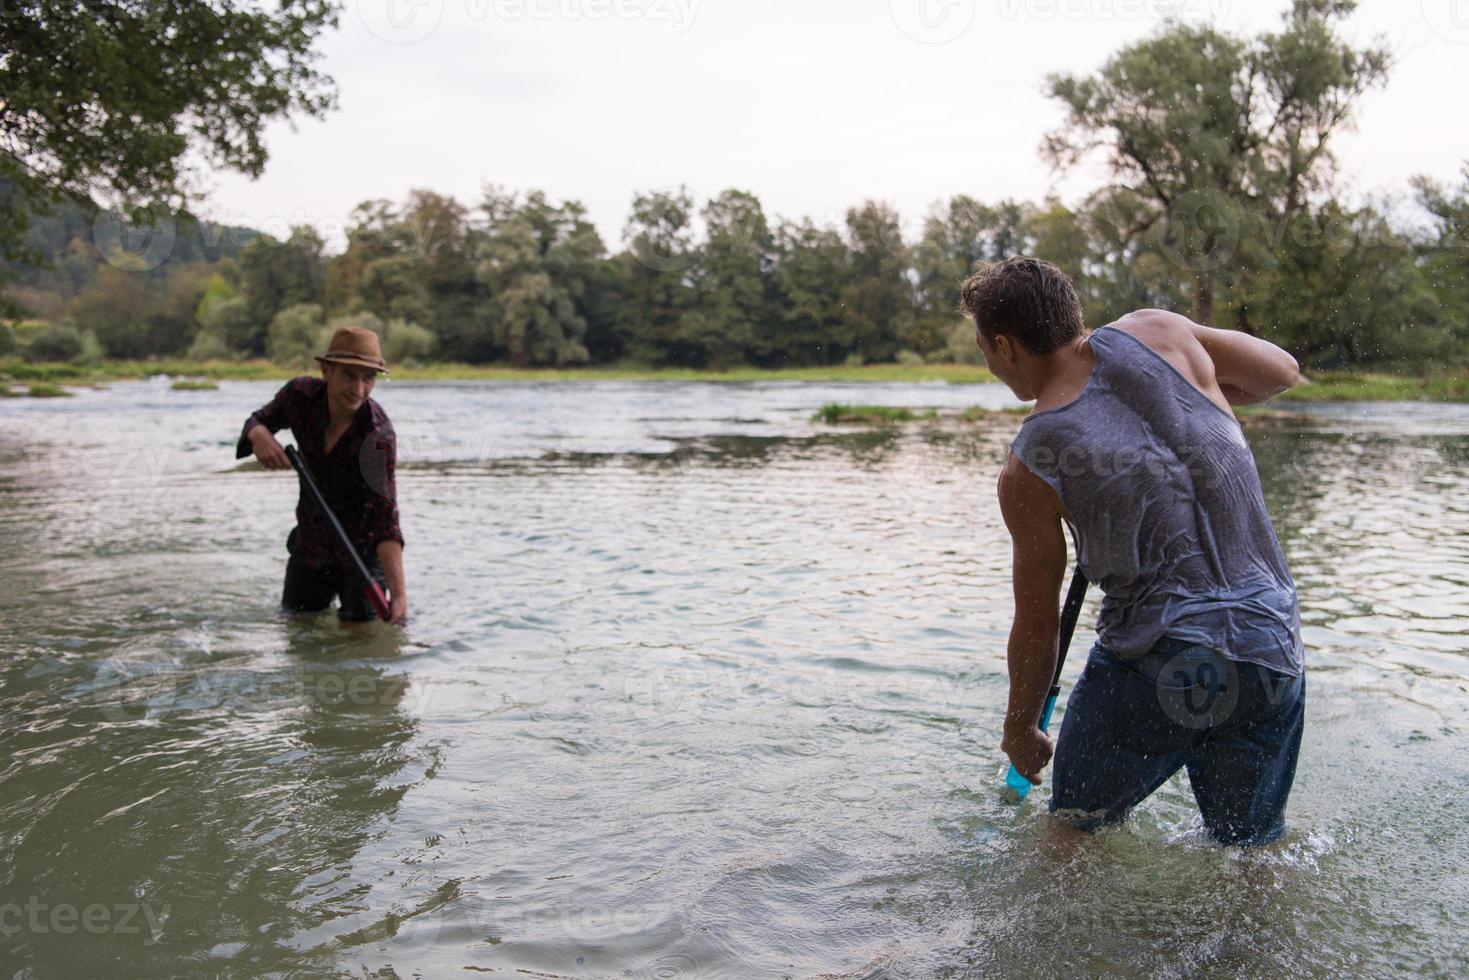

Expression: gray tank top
xmin=1010 ymin=326 xmax=1304 ymax=676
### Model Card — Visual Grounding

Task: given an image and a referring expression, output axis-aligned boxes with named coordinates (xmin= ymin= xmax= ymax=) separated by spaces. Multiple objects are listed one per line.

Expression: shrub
xmin=187 ymin=330 xmax=240 ymax=361
xmin=946 ymin=320 xmax=984 ymax=365
xmin=0 ymin=322 xmax=14 ymax=356
xmin=895 ymin=349 xmax=925 ymax=367
xmin=27 ymin=382 xmax=72 ymax=397
xmin=24 ymin=322 xmax=86 ymax=363
xmin=267 ymin=303 xmax=325 ymax=366
xmin=384 ymin=319 xmax=435 ymax=364
xmin=197 ymin=296 xmax=258 ymax=356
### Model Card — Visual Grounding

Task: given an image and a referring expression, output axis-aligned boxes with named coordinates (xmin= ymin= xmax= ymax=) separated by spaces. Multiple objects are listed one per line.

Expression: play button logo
xmin=890 ymin=0 xmax=975 ymax=44
xmin=359 ymin=0 xmax=445 ymax=44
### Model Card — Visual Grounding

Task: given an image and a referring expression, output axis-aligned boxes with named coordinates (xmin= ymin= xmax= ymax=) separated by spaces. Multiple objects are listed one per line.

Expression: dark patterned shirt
xmin=236 ymin=377 xmax=403 ymax=570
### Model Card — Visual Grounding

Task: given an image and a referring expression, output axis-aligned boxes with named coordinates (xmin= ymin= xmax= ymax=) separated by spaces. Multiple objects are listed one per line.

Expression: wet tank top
xmin=1009 ymin=326 xmax=1304 ymax=675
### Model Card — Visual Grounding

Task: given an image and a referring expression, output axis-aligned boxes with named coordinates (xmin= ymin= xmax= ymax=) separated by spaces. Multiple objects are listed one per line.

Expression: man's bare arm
xmin=1117 ymin=309 xmax=1302 ymax=406
xmin=996 ymin=453 xmax=1070 ymax=784
xmin=376 ymin=540 xmax=408 ymax=626
xmin=1188 ymin=322 xmax=1302 ymax=404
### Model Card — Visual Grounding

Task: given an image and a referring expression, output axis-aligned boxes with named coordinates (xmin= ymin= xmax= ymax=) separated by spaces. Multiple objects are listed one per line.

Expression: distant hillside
xmin=4 ymin=193 xmax=258 ymax=317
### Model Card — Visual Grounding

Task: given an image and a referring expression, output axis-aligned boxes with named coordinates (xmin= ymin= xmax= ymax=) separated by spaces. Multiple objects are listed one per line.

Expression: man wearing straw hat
xmin=237 ymin=326 xmax=408 ymax=625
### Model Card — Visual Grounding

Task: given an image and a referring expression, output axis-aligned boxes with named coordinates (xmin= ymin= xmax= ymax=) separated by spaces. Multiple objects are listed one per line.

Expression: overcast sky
xmin=199 ymin=0 xmax=1469 ymax=250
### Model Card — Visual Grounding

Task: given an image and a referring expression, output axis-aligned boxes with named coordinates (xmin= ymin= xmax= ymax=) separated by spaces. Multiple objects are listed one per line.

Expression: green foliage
xmin=266 ymin=303 xmax=325 ymax=367
xmin=679 ymin=190 xmax=774 ymax=368
xmin=946 ymin=320 xmax=984 ymax=365
xmin=0 ymin=321 xmax=13 ymax=356
xmin=191 ymin=296 xmax=256 ymax=359
xmin=770 ymin=219 xmax=851 ymax=366
xmin=24 ymin=321 xmax=91 ymax=363
xmin=383 ymin=319 xmax=436 ymax=365
xmin=476 ymin=189 xmax=600 ymax=366
xmin=1044 ymin=1 xmax=1390 ymax=324
xmin=236 ymin=228 xmax=324 ymax=354
xmin=195 ymin=274 xmax=238 ymax=325
xmin=72 ymin=265 xmax=204 ymax=358
xmin=358 ymin=255 xmax=430 ymax=324
xmin=621 ymin=188 xmax=697 ymax=365
xmin=26 ymin=382 xmax=71 ymax=397
xmin=1240 ymin=204 xmax=1449 ymax=367
xmin=814 ymin=403 xmax=937 ymax=424
xmin=170 ymin=379 xmax=218 ymax=391
xmin=961 ymin=405 xmax=1030 ymax=420
xmin=840 ymin=202 xmax=909 ymax=363
xmin=912 ymin=196 xmax=1029 ymax=352
xmin=0 ymin=0 xmax=337 ymax=304
xmin=1414 ymin=167 xmax=1469 ymax=363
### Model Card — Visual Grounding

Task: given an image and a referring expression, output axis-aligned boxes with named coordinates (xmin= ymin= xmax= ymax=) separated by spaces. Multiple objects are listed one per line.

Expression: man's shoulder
xmin=364 ymin=397 xmax=395 ymax=436
xmin=284 ymin=375 xmax=325 ymax=399
xmin=1099 ymin=311 xmax=1217 ymax=395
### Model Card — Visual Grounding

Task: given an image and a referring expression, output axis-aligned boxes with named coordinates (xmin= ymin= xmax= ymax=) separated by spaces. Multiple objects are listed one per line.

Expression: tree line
xmin=3 ymin=1 xmax=1466 ymax=371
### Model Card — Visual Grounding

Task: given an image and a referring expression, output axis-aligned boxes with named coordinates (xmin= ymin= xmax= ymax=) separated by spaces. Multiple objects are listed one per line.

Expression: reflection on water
xmin=1 ymin=380 xmax=1467 ymax=977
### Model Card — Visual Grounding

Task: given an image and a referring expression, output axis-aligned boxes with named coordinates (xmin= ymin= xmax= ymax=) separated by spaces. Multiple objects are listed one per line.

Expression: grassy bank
xmin=814 ymin=404 xmax=939 ymax=424
xmin=1283 ymin=372 xmax=1469 ymax=403
xmin=0 ymin=356 xmax=999 ymax=385
xmin=1 ymin=357 xmax=1465 ymax=402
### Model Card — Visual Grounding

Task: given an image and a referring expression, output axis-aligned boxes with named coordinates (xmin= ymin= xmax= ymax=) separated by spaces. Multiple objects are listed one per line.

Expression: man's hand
xmin=249 ymin=426 xmax=290 ymax=470
xmin=387 ymin=592 xmax=409 ymax=626
xmin=376 ymin=540 xmax=408 ymax=628
xmin=1002 ymin=724 xmax=1055 ymax=786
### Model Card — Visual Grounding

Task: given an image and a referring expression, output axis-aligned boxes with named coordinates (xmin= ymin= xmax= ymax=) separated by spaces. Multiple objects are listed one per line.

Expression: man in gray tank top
xmin=962 ymin=256 xmax=1306 ymax=846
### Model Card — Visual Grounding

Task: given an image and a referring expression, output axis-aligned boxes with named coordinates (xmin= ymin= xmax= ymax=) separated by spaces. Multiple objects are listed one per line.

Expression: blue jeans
xmin=1050 ymin=637 xmax=1305 ymax=846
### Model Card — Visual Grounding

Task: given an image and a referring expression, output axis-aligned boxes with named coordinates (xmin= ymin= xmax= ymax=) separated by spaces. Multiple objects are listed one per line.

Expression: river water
xmin=1 ymin=379 xmax=1466 ymax=978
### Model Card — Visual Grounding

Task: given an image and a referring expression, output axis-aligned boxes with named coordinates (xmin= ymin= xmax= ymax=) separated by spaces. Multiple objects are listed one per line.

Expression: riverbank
xmin=1 ymin=357 xmax=1465 ymax=402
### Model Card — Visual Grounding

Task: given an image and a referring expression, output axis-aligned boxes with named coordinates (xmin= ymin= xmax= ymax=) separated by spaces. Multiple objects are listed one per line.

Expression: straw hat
xmin=315 ymin=326 xmax=388 ymax=373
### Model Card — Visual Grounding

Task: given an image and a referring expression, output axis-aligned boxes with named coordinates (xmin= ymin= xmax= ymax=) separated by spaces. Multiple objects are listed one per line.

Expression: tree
xmin=678 ymin=190 xmax=774 ymax=368
xmin=474 ymin=190 xmax=602 ymax=366
xmin=236 ymin=227 xmax=325 ymax=354
xmin=1239 ymin=203 xmax=1449 ymax=368
xmin=401 ymin=190 xmax=478 ymax=350
xmin=266 ymin=303 xmax=325 ymax=367
xmin=840 ymin=201 xmax=912 ymax=362
xmin=191 ymin=296 xmax=256 ymax=359
xmin=358 ymin=255 xmax=431 ymax=325
xmin=770 ymin=219 xmax=852 ymax=365
xmin=0 ymin=0 xmax=338 ymax=302
xmin=579 ymin=258 xmax=633 ymax=363
xmin=1044 ymin=1 xmax=1389 ymax=323
xmin=71 ymin=266 xmax=151 ymax=358
xmin=621 ymin=188 xmax=697 ymax=364
xmin=24 ymin=321 xmax=94 ymax=363
xmin=912 ymin=197 xmax=1030 ymax=354
xmin=1414 ymin=165 xmax=1469 ymax=364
